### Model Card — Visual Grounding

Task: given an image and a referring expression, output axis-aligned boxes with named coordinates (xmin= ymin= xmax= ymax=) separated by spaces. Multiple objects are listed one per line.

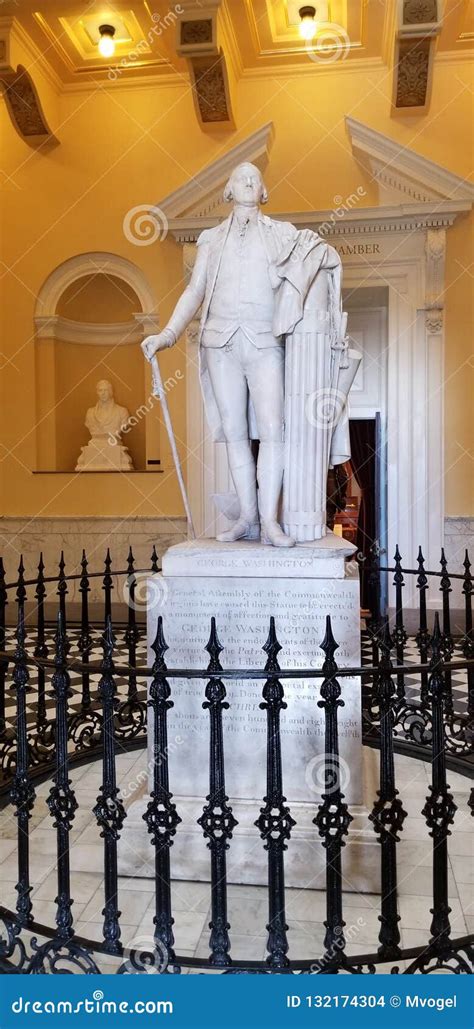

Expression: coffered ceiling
xmin=0 ymin=0 xmax=472 ymax=89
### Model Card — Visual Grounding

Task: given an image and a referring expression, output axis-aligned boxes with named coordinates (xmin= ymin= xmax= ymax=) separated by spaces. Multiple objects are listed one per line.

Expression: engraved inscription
xmin=148 ymin=575 xmax=363 ymax=805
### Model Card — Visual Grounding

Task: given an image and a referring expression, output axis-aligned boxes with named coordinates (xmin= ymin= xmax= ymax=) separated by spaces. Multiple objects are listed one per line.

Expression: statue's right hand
xmin=141 ymin=333 xmax=171 ymax=361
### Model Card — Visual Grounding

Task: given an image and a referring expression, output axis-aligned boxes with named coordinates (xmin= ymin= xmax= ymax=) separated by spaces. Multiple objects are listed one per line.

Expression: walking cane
xmin=150 ymin=355 xmax=196 ymax=540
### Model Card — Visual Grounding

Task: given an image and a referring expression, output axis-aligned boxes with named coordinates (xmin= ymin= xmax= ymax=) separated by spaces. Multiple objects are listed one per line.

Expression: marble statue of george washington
xmin=142 ymin=162 xmax=359 ymax=548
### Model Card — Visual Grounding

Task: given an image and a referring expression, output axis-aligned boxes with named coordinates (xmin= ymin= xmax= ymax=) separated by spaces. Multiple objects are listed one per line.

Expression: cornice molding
xmin=346 ymin=116 xmax=474 ymax=201
xmin=60 ymin=71 xmax=183 ymax=95
xmin=153 ymin=121 xmax=274 ymax=219
xmin=239 ymin=55 xmax=385 ymax=80
xmin=434 ymin=49 xmax=474 ymax=64
xmin=167 ymin=200 xmax=472 ymax=243
xmin=35 ymin=313 xmax=159 ymax=344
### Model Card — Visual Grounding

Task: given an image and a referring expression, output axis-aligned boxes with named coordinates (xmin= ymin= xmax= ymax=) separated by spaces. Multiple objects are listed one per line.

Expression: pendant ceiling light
xmin=299 ymin=5 xmax=317 ymax=41
xmin=98 ymin=24 xmax=116 ymax=58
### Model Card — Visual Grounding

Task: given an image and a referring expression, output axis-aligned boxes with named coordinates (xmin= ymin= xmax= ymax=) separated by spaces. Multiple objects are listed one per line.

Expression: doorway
xmin=330 ymin=419 xmax=384 ymax=612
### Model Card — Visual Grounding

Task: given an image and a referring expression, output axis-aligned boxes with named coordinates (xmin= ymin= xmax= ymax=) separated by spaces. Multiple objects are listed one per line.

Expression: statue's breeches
xmin=204 ymin=330 xmax=284 ymax=443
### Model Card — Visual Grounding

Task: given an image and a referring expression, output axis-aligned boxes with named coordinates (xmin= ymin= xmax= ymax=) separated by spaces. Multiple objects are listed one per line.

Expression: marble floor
xmin=0 ymin=748 xmax=472 ymax=974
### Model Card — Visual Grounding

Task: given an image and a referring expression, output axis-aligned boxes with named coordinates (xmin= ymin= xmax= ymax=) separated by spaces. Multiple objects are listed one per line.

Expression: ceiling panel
xmin=0 ymin=0 xmax=471 ymax=88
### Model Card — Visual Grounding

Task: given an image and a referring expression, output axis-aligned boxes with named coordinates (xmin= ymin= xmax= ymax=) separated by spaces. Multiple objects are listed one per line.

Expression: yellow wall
xmin=57 ymin=274 xmax=140 ymax=322
xmin=0 ymin=47 xmax=472 ymax=519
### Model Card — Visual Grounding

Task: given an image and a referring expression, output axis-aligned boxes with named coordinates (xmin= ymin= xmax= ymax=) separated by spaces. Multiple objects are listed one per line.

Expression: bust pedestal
xmin=75 ymin=438 xmax=133 ymax=471
xmin=117 ymin=534 xmax=379 ymax=893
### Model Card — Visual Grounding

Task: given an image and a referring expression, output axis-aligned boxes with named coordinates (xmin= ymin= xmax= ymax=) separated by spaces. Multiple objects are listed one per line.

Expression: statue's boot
xmin=257 ymin=441 xmax=295 ymax=548
xmin=217 ymin=440 xmax=260 ymax=543
xmin=217 ymin=519 xmax=260 ymax=543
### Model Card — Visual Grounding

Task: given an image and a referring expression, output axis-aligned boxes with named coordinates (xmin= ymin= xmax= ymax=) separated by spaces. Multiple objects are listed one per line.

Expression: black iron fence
xmin=0 ymin=545 xmax=472 ymax=974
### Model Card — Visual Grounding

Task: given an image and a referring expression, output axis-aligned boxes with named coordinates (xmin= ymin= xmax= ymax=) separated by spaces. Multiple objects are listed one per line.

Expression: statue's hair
xmin=223 ymin=163 xmax=268 ymax=204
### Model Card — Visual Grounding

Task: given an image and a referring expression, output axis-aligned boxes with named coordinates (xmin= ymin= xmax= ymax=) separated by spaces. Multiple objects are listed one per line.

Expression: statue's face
xmin=97 ymin=381 xmax=112 ymax=402
xmin=230 ymin=164 xmax=264 ymax=206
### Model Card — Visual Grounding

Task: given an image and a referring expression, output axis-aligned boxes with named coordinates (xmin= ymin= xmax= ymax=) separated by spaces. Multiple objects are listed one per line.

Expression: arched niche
xmin=34 ymin=253 xmax=160 ymax=473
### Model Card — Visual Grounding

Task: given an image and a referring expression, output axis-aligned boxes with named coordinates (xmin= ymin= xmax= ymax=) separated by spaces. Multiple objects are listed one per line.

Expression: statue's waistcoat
xmin=200 ymin=214 xmax=291 ymax=349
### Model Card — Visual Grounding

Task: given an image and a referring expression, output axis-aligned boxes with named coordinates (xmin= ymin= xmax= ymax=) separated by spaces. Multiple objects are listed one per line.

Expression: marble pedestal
xmin=75 ymin=438 xmax=133 ymax=471
xmin=118 ymin=535 xmax=379 ymax=892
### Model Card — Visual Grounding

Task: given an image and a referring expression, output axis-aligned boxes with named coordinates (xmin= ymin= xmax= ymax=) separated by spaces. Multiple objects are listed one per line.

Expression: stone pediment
xmin=153 ymin=121 xmax=274 ymax=220
xmin=346 ymin=116 xmax=474 ymax=205
xmin=154 ymin=118 xmax=472 ymax=243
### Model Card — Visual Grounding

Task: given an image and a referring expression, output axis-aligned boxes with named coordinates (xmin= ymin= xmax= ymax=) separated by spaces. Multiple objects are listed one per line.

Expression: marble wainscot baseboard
xmin=443 ymin=517 xmax=474 ymax=612
xmin=0 ymin=516 xmax=187 ymax=612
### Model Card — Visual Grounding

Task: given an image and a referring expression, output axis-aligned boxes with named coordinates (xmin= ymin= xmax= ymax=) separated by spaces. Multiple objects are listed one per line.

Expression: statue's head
xmin=223 ymin=162 xmax=268 ymax=206
xmin=96 ymin=379 xmax=113 ymax=402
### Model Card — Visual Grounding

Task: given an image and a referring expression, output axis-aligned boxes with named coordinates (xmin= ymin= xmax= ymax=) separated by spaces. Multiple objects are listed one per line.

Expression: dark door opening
xmin=328 ymin=418 xmax=381 ymax=612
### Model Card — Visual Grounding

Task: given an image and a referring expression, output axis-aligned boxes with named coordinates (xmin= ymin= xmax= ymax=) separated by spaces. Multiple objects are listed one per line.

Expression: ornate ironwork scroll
xmin=0 ymin=557 xmax=8 ymax=741
xmin=198 ymin=618 xmax=237 ymax=967
xmin=47 ymin=613 xmax=78 ymax=940
xmin=407 ymin=616 xmax=458 ymax=973
xmin=439 ymin=549 xmax=454 ymax=715
xmin=10 ymin=560 xmax=36 ymax=928
xmin=415 ymin=546 xmax=430 ymax=703
xmin=256 ymin=618 xmax=295 ymax=970
xmin=103 ymin=549 xmax=113 ymax=625
xmin=314 ymin=617 xmax=353 ymax=970
xmin=393 ymin=547 xmax=408 ymax=700
xmin=93 ymin=618 xmax=126 ymax=954
xmin=369 ymin=622 xmax=406 ymax=959
xmin=142 ymin=616 xmax=181 ymax=974
xmin=34 ymin=555 xmax=48 ymax=733
xmin=124 ymin=548 xmax=140 ymax=704
xmin=462 ymin=551 xmax=473 ymax=722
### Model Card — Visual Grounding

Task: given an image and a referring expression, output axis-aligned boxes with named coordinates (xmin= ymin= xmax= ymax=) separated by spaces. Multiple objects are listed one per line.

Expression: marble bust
xmin=142 ymin=162 xmax=360 ymax=544
xmin=75 ymin=379 xmax=134 ymax=472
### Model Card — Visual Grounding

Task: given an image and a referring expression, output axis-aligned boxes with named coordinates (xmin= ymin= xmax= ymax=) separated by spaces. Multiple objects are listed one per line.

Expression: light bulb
xmin=299 ymin=5 xmax=317 ymax=40
xmin=98 ymin=24 xmax=116 ymax=59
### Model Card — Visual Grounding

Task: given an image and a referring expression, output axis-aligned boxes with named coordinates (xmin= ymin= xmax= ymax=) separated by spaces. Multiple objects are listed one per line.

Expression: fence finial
xmin=206 ymin=617 xmax=223 ymax=670
xmin=263 ymin=616 xmax=282 ymax=671
xmin=16 ymin=555 xmax=26 ymax=615
xmin=439 ymin=547 xmax=451 ymax=593
xmin=151 ymin=615 xmax=169 ymax=668
xmin=0 ymin=556 xmax=7 ymax=612
xmin=320 ymin=614 xmax=338 ymax=667
xmin=463 ymin=549 xmax=472 ymax=586
xmin=151 ymin=545 xmax=159 ymax=574
xmin=429 ymin=612 xmax=443 ymax=670
xmin=416 ymin=546 xmax=428 ymax=590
